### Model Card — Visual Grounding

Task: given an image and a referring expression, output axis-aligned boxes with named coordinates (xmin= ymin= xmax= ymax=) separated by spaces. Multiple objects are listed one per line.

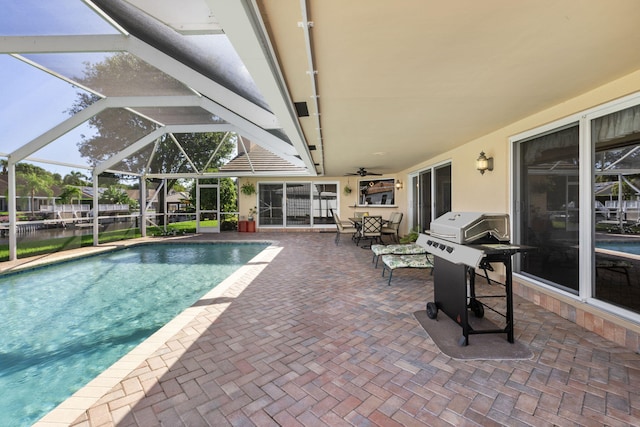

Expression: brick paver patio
xmin=36 ymin=232 xmax=640 ymax=426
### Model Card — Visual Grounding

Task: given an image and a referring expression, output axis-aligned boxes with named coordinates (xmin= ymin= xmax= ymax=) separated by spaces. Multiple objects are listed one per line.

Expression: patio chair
xmin=333 ymin=212 xmax=357 ymax=245
xmin=355 ymin=215 xmax=383 ymax=247
xmin=381 ymin=212 xmax=403 ymax=243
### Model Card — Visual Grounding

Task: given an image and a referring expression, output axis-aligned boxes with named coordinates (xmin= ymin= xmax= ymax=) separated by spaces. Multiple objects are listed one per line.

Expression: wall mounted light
xmin=395 ymin=179 xmax=403 ymax=190
xmin=476 ymin=151 xmax=493 ymax=175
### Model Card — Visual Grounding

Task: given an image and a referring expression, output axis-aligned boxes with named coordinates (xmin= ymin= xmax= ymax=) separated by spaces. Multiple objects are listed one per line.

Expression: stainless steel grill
xmin=417 ymin=212 xmax=529 ymax=346
xmin=424 ymin=212 xmax=510 ymax=268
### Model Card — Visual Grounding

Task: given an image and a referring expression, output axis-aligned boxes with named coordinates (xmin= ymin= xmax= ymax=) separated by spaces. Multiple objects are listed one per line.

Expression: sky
xmin=0 ymin=0 xmax=116 ymax=177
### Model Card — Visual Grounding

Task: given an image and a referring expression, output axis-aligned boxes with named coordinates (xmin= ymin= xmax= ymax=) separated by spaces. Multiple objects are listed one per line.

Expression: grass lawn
xmin=0 ymin=221 xmax=212 ymax=262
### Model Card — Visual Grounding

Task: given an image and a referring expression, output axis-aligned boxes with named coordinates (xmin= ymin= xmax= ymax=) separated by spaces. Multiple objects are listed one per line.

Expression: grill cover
xmin=429 ymin=212 xmax=509 ymax=244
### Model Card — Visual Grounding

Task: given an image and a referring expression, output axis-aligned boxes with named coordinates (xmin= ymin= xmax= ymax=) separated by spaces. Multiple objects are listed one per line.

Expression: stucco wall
xmin=401 ymin=69 xmax=640 ymax=214
xmin=398 ymin=69 xmax=640 ymax=351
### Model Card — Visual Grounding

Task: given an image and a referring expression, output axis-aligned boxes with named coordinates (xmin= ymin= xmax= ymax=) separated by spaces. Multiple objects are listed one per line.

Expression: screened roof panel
xmin=92 ymin=0 xmax=270 ymax=111
xmin=108 ymin=143 xmax=155 ymax=175
xmin=0 ymin=0 xmax=120 ymax=36
xmin=0 ymin=55 xmax=98 ymax=156
xmin=133 ymin=107 xmax=226 ymax=126
xmin=1 ymin=0 xmax=313 ymax=178
xmin=172 ymin=132 xmax=236 ymax=170
xmin=29 ymin=125 xmax=98 ymax=169
xmin=144 ymin=138 xmax=196 ymax=175
xmin=69 ymin=108 xmax=159 ymax=167
xmin=22 ymin=52 xmax=195 ymax=97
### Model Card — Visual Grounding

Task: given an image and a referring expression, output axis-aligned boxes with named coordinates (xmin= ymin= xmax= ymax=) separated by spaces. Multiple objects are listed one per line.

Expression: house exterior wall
xmin=400 ymin=69 xmax=640 ymax=352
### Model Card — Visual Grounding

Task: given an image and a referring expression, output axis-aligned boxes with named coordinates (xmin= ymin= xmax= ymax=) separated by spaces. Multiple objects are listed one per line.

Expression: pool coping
xmin=19 ymin=236 xmax=280 ymax=427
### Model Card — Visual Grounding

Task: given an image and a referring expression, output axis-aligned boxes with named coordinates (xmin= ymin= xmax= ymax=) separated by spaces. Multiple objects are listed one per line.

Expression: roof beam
xmin=126 ymin=36 xmax=279 ymax=130
xmin=0 ymin=35 xmax=128 ymax=53
xmin=8 ymin=98 xmax=110 ymax=163
xmin=94 ymin=127 xmax=165 ymax=175
xmin=205 ymin=0 xmax=317 ymax=175
xmin=7 ymin=95 xmax=208 ymax=163
xmin=144 ymin=170 xmax=312 ymax=179
xmin=94 ymin=123 xmax=238 ymax=174
xmin=198 ymin=98 xmax=306 ymax=168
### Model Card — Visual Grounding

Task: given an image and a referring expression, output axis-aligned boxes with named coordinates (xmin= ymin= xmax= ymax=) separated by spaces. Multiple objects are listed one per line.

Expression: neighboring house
xmin=0 ymin=174 xmax=62 ymax=214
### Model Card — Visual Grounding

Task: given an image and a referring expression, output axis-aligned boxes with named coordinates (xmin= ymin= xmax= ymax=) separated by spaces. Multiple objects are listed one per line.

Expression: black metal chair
xmin=355 ymin=215 xmax=383 ymax=247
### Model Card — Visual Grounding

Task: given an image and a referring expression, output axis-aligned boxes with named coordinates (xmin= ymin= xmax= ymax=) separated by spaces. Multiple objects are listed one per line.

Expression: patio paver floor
xmin=23 ymin=232 xmax=640 ymax=426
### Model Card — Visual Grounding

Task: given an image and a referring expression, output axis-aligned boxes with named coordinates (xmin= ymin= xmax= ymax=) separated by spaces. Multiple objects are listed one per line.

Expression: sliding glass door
xmin=412 ymin=163 xmax=451 ymax=232
xmin=257 ymin=182 xmax=338 ymax=228
xmin=513 ymin=96 xmax=640 ymax=318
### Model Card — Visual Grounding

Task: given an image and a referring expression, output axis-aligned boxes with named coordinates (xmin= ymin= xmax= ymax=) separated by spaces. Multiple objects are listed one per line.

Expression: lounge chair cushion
xmin=371 ymin=243 xmax=427 ymax=267
xmin=382 ymin=254 xmax=433 ymax=270
xmin=381 ymin=254 xmax=434 ymax=285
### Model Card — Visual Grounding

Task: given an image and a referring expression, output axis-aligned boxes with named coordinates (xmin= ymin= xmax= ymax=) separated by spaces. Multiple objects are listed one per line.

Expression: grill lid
xmin=429 ymin=212 xmax=510 ymax=244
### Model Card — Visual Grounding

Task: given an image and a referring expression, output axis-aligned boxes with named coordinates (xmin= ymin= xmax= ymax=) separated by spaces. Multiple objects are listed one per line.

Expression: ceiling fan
xmin=345 ymin=167 xmax=382 ymax=177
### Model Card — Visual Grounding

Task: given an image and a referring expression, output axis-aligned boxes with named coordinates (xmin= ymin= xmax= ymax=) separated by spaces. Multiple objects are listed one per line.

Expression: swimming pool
xmin=0 ymin=242 xmax=268 ymax=427
xmin=596 ymin=240 xmax=640 ymax=256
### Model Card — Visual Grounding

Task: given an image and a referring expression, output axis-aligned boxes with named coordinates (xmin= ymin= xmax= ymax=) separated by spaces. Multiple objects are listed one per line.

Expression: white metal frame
xmin=510 ymin=91 xmax=640 ymax=324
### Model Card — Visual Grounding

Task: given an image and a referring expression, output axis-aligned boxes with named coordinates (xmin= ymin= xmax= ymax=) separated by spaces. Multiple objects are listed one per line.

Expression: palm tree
xmin=99 ymin=186 xmax=131 ymax=205
xmin=63 ymin=171 xmax=88 ymax=186
xmin=59 ymin=185 xmax=83 ymax=204
xmin=17 ymin=172 xmax=53 ymax=214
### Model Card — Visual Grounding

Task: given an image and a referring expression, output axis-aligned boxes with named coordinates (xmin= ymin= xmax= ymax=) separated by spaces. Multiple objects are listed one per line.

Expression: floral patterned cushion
xmin=371 ymin=243 xmax=426 ymax=256
xmin=382 ymin=254 xmax=434 ymax=270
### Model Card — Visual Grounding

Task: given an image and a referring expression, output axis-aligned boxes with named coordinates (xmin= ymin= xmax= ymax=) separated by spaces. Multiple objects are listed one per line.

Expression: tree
xmin=99 ymin=186 xmax=132 ymax=204
xmin=68 ymin=53 xmax=236 ymax=223
xmin=17 ymin=172 xmax=53 ymax=213
xmin=59 ymin=185 xmax=83 ymax=204
xmin=63 ymin=171 xmax=88 ymax=186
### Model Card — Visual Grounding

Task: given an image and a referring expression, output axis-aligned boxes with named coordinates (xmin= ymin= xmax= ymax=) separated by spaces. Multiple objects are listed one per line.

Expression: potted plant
xmin=248 ymin=207 xmax=257 ymax=221
xmin=241 ymin=182 xmax=256 ymax=196
xmin=399 ymin=227 xmax=419 ymax=243
xmin=343 ymin=184 xmax=352 ymax=196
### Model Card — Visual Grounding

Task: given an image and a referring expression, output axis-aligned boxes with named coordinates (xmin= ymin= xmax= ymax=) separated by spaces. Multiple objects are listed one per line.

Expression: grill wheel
xmin=426 ymin=302 xmax=438 ymax=319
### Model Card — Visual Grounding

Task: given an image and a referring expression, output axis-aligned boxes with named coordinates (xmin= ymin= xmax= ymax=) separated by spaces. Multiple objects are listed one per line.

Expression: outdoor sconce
xmin=476 ymin=151 xmax=493 ymax=175
xmin=395 ymin=180 xmax=403 ymax=190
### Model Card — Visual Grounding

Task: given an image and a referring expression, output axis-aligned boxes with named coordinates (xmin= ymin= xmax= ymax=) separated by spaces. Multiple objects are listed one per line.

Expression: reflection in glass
xmin=312 ymin=183 xmax=338 ymax=225
xmin=358 ymin=178 xmax=394 ymax=206
xmin=435 ymin=164 xmax=451 ymax=218
xmin=517 ymin=124 xmax=580 ymax=293
xmin=593 ymin=105 xmax=640 ymax=313
xmin=285 ymin=183 xmax=311 ymax=226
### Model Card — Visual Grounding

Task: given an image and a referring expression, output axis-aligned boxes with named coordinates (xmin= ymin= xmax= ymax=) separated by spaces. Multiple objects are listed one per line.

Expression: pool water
xmin=596 ymin=241 xmax=640 ymax=255
xmin=0 ymin=242 xmax=267 ymax=427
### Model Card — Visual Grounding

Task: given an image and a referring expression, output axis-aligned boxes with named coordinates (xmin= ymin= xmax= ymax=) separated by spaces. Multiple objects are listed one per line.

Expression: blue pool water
xmin=596 ymin=241 xmax=640 ymax=255
xmin=0 ymin=242 xmax=268 ymax=427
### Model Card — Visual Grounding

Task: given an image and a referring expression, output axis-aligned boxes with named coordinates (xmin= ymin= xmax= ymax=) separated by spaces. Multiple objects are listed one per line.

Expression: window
xmin=358 ymin=178 xmax=395 ymax=206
